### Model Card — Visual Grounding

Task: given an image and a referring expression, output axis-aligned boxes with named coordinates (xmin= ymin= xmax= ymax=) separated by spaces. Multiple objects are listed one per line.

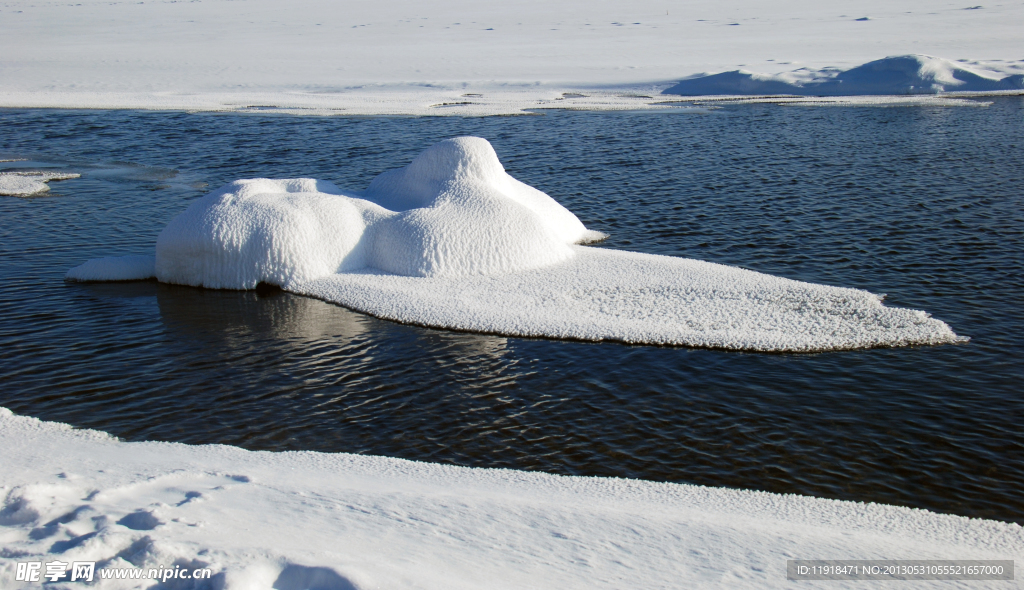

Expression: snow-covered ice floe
xmin=67 ymin=137 xmax=964 ymax=352
xmin=1 ymin=408 xmax=1021 ymax=590
xmin=0 ymin=170 xmax=80 ymax=197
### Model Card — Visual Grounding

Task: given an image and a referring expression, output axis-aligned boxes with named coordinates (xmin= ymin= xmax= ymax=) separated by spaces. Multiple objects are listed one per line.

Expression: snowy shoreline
xmin=1 ymin=407 xmax=1021 ymax=589
xmin=3 ymin=85 xmax=1023 ymax=117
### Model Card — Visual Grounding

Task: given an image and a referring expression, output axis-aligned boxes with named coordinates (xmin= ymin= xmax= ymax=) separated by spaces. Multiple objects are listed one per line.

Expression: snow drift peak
xmin=405 ymin=136 xmax=507 ymax=186
xmin=365 ymin=137 xmax=513 ymax=209
xmin=863 ymin=55 xmax=962 ymax=82
xmin=364 ymin=137 xmax=508 ymax=211
xmin=146 ymin=137 xmax=594 ymax=288
xmin=359 ymin=136 xmax=591 ymax=277
xmin=827 ymin=54 xmax=1004 ymax=94
xmin=363 ymin=136 xmax=592 ymax=244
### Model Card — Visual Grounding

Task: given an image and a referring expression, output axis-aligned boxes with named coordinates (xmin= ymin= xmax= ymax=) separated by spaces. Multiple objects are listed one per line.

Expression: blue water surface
xmin=1 ymin=100 xmax=1022 ymax=523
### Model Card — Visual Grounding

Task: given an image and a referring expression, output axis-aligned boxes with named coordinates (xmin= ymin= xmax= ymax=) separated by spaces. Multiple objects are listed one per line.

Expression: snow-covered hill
xmin=663 ymin=55 xmax=1024 ymax=96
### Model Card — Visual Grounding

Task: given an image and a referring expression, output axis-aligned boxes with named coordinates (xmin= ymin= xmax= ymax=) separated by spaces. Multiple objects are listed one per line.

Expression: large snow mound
xmin=664 ymin=54 xmax=1024 ymax=96
xmin=1 ymin=407 xmax=1021 ymax=589
xmin=66 ymin=137 xmax=964 ymax=352
xmin=152 ymin=138 xmax=598 ymax=288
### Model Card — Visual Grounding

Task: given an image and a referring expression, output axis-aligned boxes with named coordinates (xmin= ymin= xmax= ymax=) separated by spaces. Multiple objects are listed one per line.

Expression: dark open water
xmin=1 ymin=101 xmax=1022 ymax=524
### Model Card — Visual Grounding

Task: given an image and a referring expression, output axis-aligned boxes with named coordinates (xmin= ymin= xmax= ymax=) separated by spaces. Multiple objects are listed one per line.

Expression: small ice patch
xmin=68 ymin=137 xmax=965 ymax=352
xmin=0 ymin=171 xmax=80 ymax=197
xmin=66 ymin=255 xmax=156 ymax=282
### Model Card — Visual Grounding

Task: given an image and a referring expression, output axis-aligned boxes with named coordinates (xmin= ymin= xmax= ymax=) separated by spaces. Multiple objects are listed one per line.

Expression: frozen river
xmin=1 ymin=100 xmax=1022 ymax=524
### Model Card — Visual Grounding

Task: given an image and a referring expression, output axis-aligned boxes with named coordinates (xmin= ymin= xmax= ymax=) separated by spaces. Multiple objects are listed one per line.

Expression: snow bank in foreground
xmin=0 ymin=171 xmax=80 ymax=197
xmin=663 ymin=55 xmax=1024 ymax=96
xmin=1 ymin=408 xmax=1020 ymax=590
xmin=66 ymin=137 xmax=962 ymax=352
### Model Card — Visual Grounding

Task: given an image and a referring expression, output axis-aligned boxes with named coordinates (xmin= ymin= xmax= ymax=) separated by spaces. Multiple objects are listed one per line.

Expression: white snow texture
xmin=1 ymin=408 xmax=1021 ymax=590
xmin=153 ymin=139 xmax=597 ymax=288
xmin=66 ymin=137 xmax=962 ymax=352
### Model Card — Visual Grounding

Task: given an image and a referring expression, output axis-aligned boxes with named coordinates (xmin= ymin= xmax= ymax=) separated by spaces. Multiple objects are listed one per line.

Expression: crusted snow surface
xmin=66 ymin=137 xmax=962 ymax=352
xmin=296 ymin=248 xmax=959 ymax=352
xmin=663 ymin=54 xmax=1024 ymax=96
xmin=0 ymin=171 xmax=80 ymax=197
xmin=1 ymin=408 xmax=1021 ymax=590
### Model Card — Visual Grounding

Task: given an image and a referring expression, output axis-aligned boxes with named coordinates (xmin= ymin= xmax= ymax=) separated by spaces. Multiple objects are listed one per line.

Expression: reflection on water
xmin=0 ymin=104 xmax=1022 ymax=524
xmin=156 ymin=283 xmax=371 ymax=343
xmin=61 ymin=279 xmax=523 ymax=457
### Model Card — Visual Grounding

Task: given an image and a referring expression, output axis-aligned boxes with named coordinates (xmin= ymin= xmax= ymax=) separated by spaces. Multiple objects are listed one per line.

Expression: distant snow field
xmin=67 ymin=137 xmax=964 ymax=352
xmin=1 ymin=0 xmax=1023 ymax=113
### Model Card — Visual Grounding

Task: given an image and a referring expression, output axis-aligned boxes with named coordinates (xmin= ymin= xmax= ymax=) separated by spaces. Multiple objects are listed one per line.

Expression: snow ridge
xmin=663 ymin=54 xmax=1024 ymax=96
